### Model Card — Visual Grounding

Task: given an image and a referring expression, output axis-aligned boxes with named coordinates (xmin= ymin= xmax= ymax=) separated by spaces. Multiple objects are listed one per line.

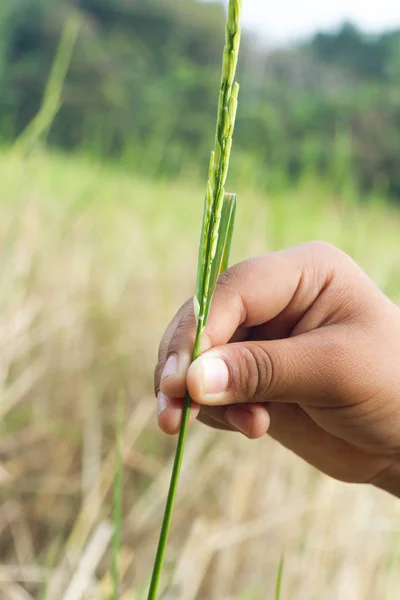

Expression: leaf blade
xmin=275 ymin=555 xmax=284 ymax=600
xmin=205 ymin=192 xmax=237 ymax=320
xmin=220 ymin=192 xmax=236 ymax=274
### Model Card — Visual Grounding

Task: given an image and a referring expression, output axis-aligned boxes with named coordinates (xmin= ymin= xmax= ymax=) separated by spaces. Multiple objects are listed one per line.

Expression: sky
xmin=239 ymin=0 xmax=400 ymax=44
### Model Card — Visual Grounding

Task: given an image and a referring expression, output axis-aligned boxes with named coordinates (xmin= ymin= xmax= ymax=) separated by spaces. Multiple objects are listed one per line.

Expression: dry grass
xmin=0 ymin=149 xmax=400 ymax=599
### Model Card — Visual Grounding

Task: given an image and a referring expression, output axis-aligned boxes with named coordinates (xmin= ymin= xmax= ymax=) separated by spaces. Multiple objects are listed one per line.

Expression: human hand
xmin=154 ymin=242 xmax=400 ymax=496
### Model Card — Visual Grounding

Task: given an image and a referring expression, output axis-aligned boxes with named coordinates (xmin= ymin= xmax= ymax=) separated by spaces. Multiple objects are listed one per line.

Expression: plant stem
xmin=146 ymin=328 xmax=202 ymax=600
xmin=146 ymin=397 xmax=191 ymax=600
xmin=147 ymin=3 xmax=242 ymax=598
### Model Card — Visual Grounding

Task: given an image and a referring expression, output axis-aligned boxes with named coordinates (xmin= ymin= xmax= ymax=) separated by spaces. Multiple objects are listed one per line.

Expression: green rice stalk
xmin=147 ymin=2 xmax=242 ymax=599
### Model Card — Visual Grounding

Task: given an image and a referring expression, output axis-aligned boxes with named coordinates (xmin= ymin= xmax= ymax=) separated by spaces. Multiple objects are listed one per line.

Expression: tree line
xmin=1 ymin=0 xmax=400 ymax=197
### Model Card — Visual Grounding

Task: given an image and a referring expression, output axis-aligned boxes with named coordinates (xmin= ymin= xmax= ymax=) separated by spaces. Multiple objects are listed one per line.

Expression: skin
xmin=154 ymin=242 xmax=400 ymax=497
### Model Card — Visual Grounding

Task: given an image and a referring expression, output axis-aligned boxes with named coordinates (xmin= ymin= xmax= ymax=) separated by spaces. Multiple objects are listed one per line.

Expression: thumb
xmin=187 ymin=329 xmax=348 ymax=407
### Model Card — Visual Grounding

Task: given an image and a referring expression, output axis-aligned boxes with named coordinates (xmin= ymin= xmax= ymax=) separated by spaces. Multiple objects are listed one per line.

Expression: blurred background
xmin=1 ymin=0 xmax=400 ymax=598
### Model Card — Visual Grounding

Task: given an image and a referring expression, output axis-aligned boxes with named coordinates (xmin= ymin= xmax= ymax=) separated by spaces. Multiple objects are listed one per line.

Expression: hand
xmin=154 ymin=242 xmax=400 ymax=497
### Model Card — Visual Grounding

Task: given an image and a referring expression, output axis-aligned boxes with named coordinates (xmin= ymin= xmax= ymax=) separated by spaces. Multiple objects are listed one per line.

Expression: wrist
xmin=373 ymin=459 xmax=400 ymax=498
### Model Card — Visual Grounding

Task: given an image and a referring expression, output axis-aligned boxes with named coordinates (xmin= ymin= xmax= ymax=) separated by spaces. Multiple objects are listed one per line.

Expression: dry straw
xmin=147 ymin=1 xmax=242 ymax=598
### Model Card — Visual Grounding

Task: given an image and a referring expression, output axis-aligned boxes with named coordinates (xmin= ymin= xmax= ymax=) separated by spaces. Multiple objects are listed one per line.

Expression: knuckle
xmin=304 ymin=241 xmax=354 ymax=272
xmin=175 ymin=310 xmax=196 ymax=337
xmin=304 ymin=240 xmax=339 ymax=256
xmin=217 ymin=265 xmax=239 ymax=287
xmin=235 ymin=343 xmax=274 ymax=401
xmin=175 ymin=297 xmax=196 ymax=329
xmin=307 ymin=331 xmax=351 ymax=398
xmin=299 ymin=241 xmax=343 ymax=294
xmin=158 ymin=297 xmax=194 ymax=360
xmin=155 ymin=295 xmax=197 ymax=394
xmin=216 ymin=271 xmax=238 ymax=298
xmin=154 ymin=361 xmax=164 ymax=394
xmin=216 ymin=268 xmax=246 ymax=321
xmin=218 ymin=260 xmax=249 ymax=290
xmin=158 ymin=336 xmax=169 ymax=362
xmin=168 ymin=306 xmax=197 ymax=352
xmin=181 ymin=296 xmax=195 ymax=316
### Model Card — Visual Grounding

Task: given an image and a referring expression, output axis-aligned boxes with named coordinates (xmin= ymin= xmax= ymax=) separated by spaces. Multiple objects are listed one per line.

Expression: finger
xmin=157 ymin=393 xmax=200 ymax=435
xmin=198 ymin=403 xmax=270 ymax=439
xmin=203 ymin=241 xmax=343 ymax=338
xmin=187 ymin=326 xmax=352 ymax=407
xmin=159 ymin=325 xmax=250 ymax=401
xmin=154 ymin=299 xmax=194 ymax=398
xmin=157 ymin=242 xmax=346 ymax=400
xmin=225 ymin=404 xmax=270 ymax=439
xmin=196 ymin=409 xmax=232 ymax=432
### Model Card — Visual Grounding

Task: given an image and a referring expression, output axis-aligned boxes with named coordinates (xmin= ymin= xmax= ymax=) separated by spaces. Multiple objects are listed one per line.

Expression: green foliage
xmin=1 ymin=1 xmax=400 ymax=197
xmin=13 ymin=15 xmax=80 ymax=155
xmin=308 ymin=22 xmax=400 ymax=81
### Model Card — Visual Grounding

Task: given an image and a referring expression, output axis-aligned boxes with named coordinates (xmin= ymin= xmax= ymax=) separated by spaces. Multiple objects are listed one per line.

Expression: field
xmin=1 ymin=148 xmax=400 ymax=599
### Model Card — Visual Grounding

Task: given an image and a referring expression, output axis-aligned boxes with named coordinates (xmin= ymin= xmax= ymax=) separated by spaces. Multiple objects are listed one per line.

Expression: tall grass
xmin=13 ymin=16 xmax=80 ymax=156
xmin=0 ymin=148 xmax=400 ymax=598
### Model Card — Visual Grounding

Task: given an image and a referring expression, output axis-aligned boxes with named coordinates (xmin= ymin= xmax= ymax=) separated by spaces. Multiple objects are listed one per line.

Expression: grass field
xmin=1 ymin=148 xmax=400 ymax=599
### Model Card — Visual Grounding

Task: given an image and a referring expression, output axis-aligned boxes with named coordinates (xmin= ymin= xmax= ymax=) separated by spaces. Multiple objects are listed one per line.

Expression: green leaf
xmin=220 ymin=192 xmax=236 ymax=274
xmin=275 ymin=555 xmax=284 ymax=600
xmin=205 ymin=192 xmax=237 ymax=320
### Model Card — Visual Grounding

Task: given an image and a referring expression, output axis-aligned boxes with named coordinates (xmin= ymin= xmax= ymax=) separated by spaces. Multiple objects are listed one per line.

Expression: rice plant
xmin=146 ymin=1 xmax=242 ymax=599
